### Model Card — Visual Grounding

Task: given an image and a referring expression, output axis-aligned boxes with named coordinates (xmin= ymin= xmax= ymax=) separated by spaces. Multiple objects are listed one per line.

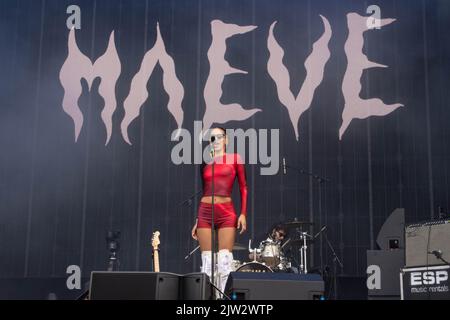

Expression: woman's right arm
xmin=191 ymin=218 xmax=198 ymax=240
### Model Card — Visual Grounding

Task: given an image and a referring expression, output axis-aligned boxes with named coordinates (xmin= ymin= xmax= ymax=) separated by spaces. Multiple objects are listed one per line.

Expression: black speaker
xmin=224 ymin=273 xmax=324 ymax=300
xmin=180 ymin=273 xmax=212 ymax=300
xmin=89 ymin=272 xmax=179 ymax=300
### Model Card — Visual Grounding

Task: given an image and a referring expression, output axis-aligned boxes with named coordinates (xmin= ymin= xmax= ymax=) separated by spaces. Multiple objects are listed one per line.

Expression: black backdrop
xmin=0 ymin=0 xmax=449 ymax=291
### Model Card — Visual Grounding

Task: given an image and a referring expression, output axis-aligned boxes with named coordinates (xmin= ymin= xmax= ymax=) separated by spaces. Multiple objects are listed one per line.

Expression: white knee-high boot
xmin=201 ymin=251 xmax=213 ymax=280
xmin=217 ymin=249 xmax=234 ymax=297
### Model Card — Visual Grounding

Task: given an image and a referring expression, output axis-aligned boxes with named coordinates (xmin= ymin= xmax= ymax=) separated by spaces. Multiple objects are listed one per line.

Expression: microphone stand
xmin=185 ymin=245 xmax=200 ymax=260
xmin=182 ymin=155 xmax=229 ymax=300
xmin=208 ymin=150 xmax=229 ymax=300
xmin=210 ymin=148 xmax=216 ymax=299
xmin=323 ymin=230 xmax=343 ymax=300
xmin=284 ymin=163 xmax=331 ymax=275
xmin=181 ymin=190 xmax=202 ymax=264
xmin=437 ymin=256 xmax=450 ymax=265
xmin=429 ymin=251 xmax=450 ymax=265
xmin=180 ymin=190 xmax=203 ymax=207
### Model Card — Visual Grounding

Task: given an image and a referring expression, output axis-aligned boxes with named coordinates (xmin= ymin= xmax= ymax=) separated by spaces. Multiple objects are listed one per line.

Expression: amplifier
xmin=405 ymin=219 xmax=450 ymax=267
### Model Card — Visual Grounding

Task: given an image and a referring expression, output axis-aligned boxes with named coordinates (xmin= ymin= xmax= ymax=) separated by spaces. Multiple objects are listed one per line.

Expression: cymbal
xmin=283 ymin=238 xmax=314 ymax=247
xmin=233 ymin=243 xmax=247 ymax=251
xmin=281 ymin=221 xmax=314 ymax=229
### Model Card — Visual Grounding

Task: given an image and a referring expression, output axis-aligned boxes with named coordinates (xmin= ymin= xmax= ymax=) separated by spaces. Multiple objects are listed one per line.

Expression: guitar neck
xmin=153 ymin=249 xmax=160 ymax=272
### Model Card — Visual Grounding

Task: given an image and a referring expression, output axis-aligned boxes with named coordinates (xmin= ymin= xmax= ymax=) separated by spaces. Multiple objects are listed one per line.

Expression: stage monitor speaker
xmin=405 ymin=219 xmax=450 ymax=267
xmin=224 ymin=273 xmax=324 ymax=300
xmin=366 ymin=249 xmax=404 ymax=297
xmin=376 ymin=208 xmax=405 ymax=250
xmin=89 ymin=271 xmax=179 ymax=300
xmin=180 ymin=272 xmax=211 ymax=300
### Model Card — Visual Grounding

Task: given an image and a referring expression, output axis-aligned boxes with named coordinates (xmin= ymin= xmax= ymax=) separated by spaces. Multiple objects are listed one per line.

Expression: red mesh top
xmin=201 ymin=153 xmax=248 ymax=216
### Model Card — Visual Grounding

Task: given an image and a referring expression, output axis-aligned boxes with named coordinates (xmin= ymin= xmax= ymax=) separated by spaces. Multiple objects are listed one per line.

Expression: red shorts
xmin=197 ymin=201 xmax=237 ymax=229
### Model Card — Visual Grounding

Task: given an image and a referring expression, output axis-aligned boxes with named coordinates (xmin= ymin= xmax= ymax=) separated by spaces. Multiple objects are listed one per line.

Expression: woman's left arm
xmin=236 ymin=154 xmax=248 ymax=216
xmin=236 ymin=154 xmax=248 ymax=234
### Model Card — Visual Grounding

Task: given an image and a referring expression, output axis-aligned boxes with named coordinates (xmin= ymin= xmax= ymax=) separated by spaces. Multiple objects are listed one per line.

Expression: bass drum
xmin=235 ymin=262 xmax=273 ymax=273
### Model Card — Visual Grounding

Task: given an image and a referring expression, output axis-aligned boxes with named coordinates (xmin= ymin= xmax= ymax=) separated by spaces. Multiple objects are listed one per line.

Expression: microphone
xmin=283 ymin=157 xmax=286 ymax=175
xmin=210 ymin=135 xmax=216 ymax=158
xmin=314 ymin=225 xmax=327 ymax=239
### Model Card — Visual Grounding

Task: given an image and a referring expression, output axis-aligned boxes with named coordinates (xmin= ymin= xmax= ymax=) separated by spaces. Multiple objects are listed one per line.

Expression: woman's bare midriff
xmin=200 ymin=195 xmax=232 ymax=204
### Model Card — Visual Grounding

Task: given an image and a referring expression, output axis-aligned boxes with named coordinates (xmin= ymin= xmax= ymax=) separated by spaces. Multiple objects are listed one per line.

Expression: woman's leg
xmin=217 ymin=227 xmax=236 ymax=295
xmin=197 ymin=228 xmax=214 ymax=280
xmin=217 ymin=227 xmax=235 ymax=251
xmin=197 ymin=228 xmax=212 ymax=251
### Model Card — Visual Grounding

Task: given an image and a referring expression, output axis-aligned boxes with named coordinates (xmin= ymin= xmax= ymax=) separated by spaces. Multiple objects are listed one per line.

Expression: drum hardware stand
xmin=290 ymin=219 xmax=303 ymax=273
xmin=283 ymin=159 xmax=332 ymax=278
xmin=288 ymin=222 xmax=312 ymax=274
xmin=299 ymin=231 xmax=312 ymax=274
xmin=296 ymin=231 xmax=315 ymax=274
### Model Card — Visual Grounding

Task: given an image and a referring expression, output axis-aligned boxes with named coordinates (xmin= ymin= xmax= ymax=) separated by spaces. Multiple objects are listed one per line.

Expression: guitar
xmin=151 ymin=231 xmax=161 ymax=272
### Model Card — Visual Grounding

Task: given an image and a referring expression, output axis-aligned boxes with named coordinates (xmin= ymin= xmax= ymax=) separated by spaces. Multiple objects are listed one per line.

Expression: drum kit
xmin=185 ymin=219 xmax=324 ymax=274
xmin=231 ymin=220 xmax=317 ymax=274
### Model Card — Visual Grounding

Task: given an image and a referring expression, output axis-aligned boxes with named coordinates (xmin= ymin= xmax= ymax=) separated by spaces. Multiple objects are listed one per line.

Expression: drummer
xmin=249 ymin=222 xmax=288 ymax=261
